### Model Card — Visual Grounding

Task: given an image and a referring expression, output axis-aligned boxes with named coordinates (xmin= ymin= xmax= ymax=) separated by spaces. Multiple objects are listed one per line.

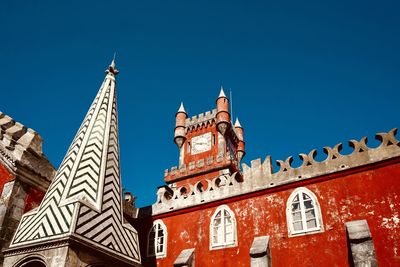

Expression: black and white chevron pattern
xmin=9 ymin=67 xmax=141 ymax=264
xmin=74 ymin=97 xmax=140 ymax=261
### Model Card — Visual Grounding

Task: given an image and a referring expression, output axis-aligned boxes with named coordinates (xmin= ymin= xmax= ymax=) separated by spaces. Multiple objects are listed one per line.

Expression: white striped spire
xmin=9 ymin=60 xmax=141 ymax=265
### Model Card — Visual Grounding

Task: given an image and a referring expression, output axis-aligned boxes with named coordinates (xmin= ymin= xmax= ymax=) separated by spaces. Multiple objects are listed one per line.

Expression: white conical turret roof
xmin=219 ymin=86 xmax=227 ymax=98
xmin=178 ymin=102 xmax=187 ymax=113
xmin=234 ymin=118 xmax=242 ymax=128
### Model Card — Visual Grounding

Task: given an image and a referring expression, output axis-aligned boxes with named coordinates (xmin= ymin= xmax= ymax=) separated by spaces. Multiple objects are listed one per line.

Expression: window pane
xmin=305 ymin=209 xmax=315 ymax=219
xmin=293 ymin=195 xmax=299 ymax=202
xmin=215 ymin=211 xmax=222 ymax=219
xmin=158 ymin=229 xmax=164 ymax=237
xmin=225 ymin=231 xmax=233 ymax=243
xmin=306 ymin=219 xmax=317 ymax=228
xmin=156 ymin=242 xmax=163 ymax=253
xmin=303 ymin=193 xmax=311 ymax=200
xmin=149 ymin=244 xmax=155 ymax=255
xmin=213 ymin=225 xmax=221 ymax=243
xmin=304 ymin=200 xmax=314 ymax=209
xmin=293 ymin=221 xmax=303 ymax=231
xmin=225 ymin=224 xmax=232 ymax=233
xmin=149 ymin=230 xmax=155 ymax=239
xmin=291 ymin=202 xmax=300 ymax=212
xmin=292 ymin=211 xmax=302 ymax=221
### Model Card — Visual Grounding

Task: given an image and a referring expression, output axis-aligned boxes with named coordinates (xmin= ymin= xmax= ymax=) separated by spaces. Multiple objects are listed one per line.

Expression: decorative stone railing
xmin=152 ymin=128 xmax=400 ymax=215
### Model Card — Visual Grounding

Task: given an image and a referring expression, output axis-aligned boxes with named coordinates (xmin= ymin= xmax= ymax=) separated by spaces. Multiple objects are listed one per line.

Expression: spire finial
xmin=106 ymin=54 xmax=119 ymax=75
xmin=219 ymin=86 xmax=227 ymax=98
xmin=177 ymin=102 xmax=186 ymax=113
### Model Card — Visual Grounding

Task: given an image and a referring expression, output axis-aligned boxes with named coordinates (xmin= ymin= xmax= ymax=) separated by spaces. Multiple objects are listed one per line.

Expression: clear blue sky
xmin=1 ymin=1 xmax=399 ymax=207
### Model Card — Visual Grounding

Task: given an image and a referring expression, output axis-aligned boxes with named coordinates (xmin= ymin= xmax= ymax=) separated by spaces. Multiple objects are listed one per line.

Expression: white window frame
xmin=147 ymin=219 xmax=167 ymax=258
xmin=286 ymin=187 xmax=324 ymax=237
xmin=210 ymin=205 xmax=237 ymax=250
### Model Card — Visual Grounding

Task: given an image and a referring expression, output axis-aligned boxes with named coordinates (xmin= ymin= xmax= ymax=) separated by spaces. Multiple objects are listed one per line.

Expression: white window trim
xmin=209 ymin=204 xmax=238 ymax=250
xmin=286 ymin=187 xmax=324 ymax=237
xmin=147 ymin=219 xmax=167 ymax=258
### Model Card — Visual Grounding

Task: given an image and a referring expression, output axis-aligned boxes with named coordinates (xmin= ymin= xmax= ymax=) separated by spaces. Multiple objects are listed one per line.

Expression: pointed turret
xmin=5 ymin=60 xmax=141 ymax=266
xmin=174 ymin=102 xmax=188 ymax=148
xmin=234 ymin=118 xmax=245 ymax=163
xmin=216 ymin=86 xmax=231 ymax=135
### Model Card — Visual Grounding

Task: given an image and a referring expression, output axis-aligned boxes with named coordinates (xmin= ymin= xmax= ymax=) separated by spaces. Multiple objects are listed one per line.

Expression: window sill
xmin=210 ymin=242 xmax=237 ymax=251
xmin=288 ymin=228 xmax=324 ymax=238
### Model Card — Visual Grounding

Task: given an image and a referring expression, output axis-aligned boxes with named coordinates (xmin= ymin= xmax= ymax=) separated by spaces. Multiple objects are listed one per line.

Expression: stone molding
xmin=345 ymin=219 xmax=378 ymax=267
xmin=250 ymin=236 xmax=271 ymax=267
xmin=173 ymin=248 xmax=195 ymax=267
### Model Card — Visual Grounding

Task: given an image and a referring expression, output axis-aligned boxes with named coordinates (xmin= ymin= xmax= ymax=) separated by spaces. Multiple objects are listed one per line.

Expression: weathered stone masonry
xmin=0 ymin=111 xmax=55 ymax=264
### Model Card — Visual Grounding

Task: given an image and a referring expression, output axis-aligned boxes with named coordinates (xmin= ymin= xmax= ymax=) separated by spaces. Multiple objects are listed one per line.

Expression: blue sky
xmin=1 ymin=1 xmax=399 ymax=207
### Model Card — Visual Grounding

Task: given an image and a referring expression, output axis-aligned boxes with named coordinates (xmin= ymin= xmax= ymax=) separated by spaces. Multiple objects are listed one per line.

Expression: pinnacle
xmin=234 ymin=118 xmax=242 ymax=128
xmin=106 ymin=57 xmax=119 ymax=75
xmin=219 ymin=86 xmax=227 ymax=98
xmin=177 ymin=102 xmax=186 ymax=113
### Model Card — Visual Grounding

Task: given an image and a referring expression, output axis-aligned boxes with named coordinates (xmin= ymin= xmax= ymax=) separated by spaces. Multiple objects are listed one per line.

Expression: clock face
xmin=191 ymin=133 xmax=212 ymax=155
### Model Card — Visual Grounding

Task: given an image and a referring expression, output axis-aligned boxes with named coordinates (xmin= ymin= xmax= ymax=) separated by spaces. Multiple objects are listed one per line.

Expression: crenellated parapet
xmin=152 ymin=128 xmax=400 ymax=215
xmin=155 ymin=170 xmax=243 ymax=212
xmin=164 ymin=154 xmax=240 ymax=183
xmin=0 ymin=111 xmax=55 ymax=187
xmin=185 ymin=109 xmax=217 ymax=132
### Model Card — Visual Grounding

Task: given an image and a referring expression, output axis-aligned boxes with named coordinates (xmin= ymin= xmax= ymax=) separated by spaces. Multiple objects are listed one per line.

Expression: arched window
xmin=147 ymin=220 xmax=167 ymax=258
xmin=15 ymin=256 xmax=47 ymax=267
xmin=286 ymin=187 xmax=323 ymax=236
xmin=210 ymin=205 xmax=237 ymax=249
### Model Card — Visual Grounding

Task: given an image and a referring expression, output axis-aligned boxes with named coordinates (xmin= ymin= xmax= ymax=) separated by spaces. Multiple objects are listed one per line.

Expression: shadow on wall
xmin=129 ymin=205 xmax=157 ymax=267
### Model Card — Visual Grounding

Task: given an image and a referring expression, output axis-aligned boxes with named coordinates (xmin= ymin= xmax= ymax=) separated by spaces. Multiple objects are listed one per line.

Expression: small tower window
xmin=187 ymin=142 xmax=191 ymax=153
xmin=286 ymin=187 xmax=323 ymax=236
xmin=147 ymin=220 xmax=167 ymax=258
xmin=210 ymin=205 xmax=237 ymax=249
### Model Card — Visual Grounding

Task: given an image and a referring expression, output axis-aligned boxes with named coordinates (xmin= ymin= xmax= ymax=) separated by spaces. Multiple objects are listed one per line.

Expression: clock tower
xmin=166 ymin=88 xmax=245 ymax=188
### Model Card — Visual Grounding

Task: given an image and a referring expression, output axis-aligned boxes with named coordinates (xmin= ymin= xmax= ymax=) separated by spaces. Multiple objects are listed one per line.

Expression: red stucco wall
xmin=0 ymin=163 xmax=15 ymax=194
xmin=24 ymin=186 xmax=45 ymax=213
xmin=0 ymin=162 xmax=44 ymax=213
xmin=139 ymin=160 xmax=400 ymax=267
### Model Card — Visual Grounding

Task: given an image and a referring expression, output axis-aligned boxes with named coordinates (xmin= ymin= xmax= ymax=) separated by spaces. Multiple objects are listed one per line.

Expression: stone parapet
xmin=151 ymin=128 xmax=400 ymax=215
xmin=164 ymin=154 xmax=238 ymax=183
xmin=185 ymin=109 xmax=217 ymax=132
xmin=0 ymin=111 xmax=55 ymax=183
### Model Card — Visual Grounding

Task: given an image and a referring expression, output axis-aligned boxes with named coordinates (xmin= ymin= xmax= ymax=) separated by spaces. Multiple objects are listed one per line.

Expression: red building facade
xmin=136 ymin=89 xmax=400 ymax=267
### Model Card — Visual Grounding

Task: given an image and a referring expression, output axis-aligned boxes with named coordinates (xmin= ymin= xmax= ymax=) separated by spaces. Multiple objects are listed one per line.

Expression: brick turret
xmin=234 ymin=118 xmax=245 ymax=163
xmin=216 ymin=87 xmax=230 ymax=135
xmin=174 ymin=102 xmax=187 ymax=148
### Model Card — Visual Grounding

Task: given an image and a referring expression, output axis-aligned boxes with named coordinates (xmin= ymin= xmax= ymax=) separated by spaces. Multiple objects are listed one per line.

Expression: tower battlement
xmin=185 ymin=109 xmax=217 ymax=131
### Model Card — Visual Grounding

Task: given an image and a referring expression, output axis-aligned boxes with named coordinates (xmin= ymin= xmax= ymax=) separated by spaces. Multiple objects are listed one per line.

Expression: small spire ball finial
xmin=106 ymin=56 xmax=119 ymax=75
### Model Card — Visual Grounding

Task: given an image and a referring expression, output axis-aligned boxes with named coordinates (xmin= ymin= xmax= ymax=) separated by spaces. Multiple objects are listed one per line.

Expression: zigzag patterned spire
xmin=9 ymin=60 xmax=141 ymax=265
